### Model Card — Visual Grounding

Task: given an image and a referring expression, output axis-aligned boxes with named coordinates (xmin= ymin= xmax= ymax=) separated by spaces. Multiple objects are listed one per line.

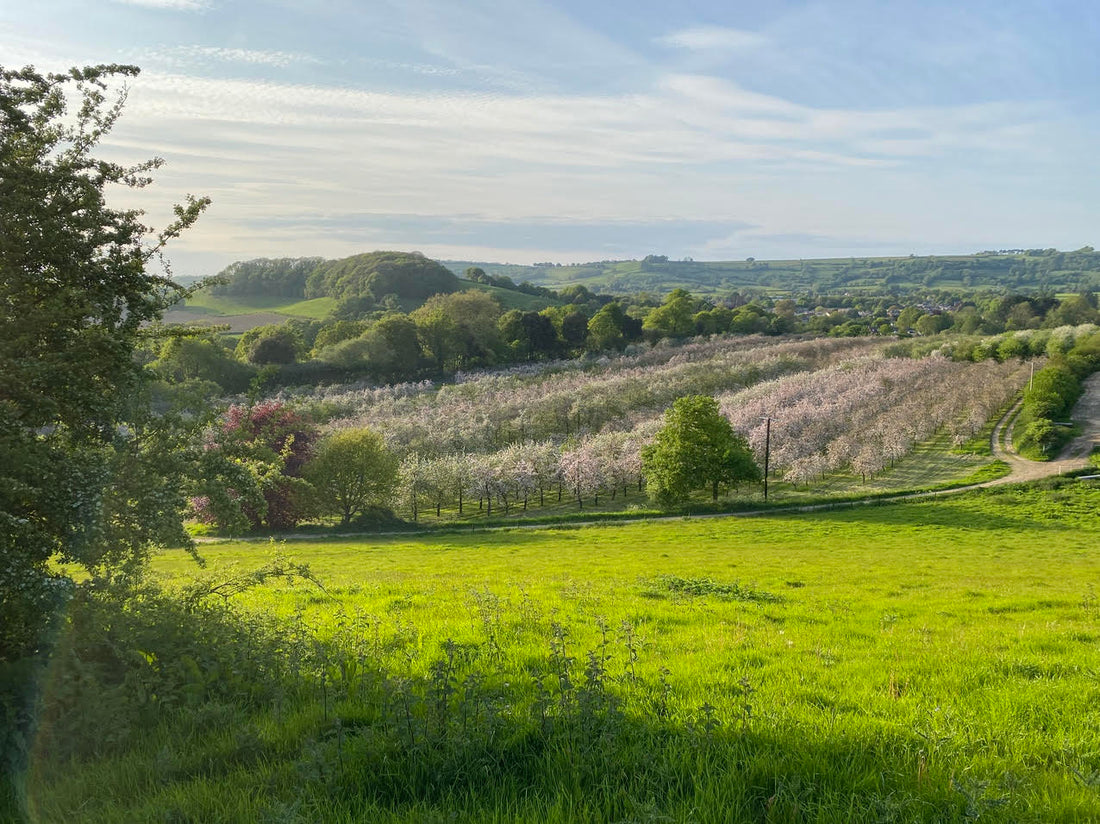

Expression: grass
xmin=785 ymin=429 xmax=1000 ymax=497
xmin=953 ymin=396 xmax=1019 ymax=457
xmin=26 ymin=479 xmax=1100 ymax=822
xmin=184 ymin=292 xmax=337 ymax=320
xmin=177 ymin=282 xmax=553 ymax=328
xmin=459 ymin=280 xmax=561 ymax=311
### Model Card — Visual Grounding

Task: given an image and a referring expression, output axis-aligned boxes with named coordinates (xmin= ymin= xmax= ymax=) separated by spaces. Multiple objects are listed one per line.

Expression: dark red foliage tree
xmin=196 ymin=401 xmax=319 ymax=531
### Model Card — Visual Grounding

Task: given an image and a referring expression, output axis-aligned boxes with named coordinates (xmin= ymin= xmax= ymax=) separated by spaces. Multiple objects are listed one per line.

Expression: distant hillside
xmin=304 ymin=251 xmax=459 ymax=302
xmin=170 ymin=274 xmax=206 ymax=289
xmin=164 ymin=251 xmax=560 ymax=330
xmin=443 ymin=248 xmax=1100 ymax=297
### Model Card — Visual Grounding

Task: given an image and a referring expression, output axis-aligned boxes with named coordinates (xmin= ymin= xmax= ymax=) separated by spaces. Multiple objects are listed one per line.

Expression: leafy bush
xmin=33 ymin=569 xmax=319 ymax=764
xmin=192 ymin=402 xmax=319 ymax=531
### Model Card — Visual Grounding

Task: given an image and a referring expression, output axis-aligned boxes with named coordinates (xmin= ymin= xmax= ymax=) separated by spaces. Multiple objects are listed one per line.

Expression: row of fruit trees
xmin=269 ymin=331 xmax=1073 ymax=518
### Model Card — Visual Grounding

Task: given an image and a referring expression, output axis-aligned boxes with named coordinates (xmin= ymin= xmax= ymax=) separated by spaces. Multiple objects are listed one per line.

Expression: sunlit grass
xmin=184 ymin=292 xmax=336 ymax=319
xmin=31 ymin=481 xmax=1100 ymax=822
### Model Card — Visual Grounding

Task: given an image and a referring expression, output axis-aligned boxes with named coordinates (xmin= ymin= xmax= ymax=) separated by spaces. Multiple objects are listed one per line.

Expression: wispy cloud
xmin=142 ymin=45 xmax=320 ymax=69
xmin=658 ymin=25 xmax=767 ymax=52
xmin=96 ymin=62 xmax=1074 ymax=275
xmin=121 ymin=70 xmax=1038 ymax=175
xmin=110 ymin=0 xmax=210 ymax=10
xmin=21 ymin=0 xmax=1082 ymax=272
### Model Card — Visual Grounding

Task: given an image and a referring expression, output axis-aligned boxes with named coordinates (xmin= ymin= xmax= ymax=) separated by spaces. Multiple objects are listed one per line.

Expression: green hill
xmin=165 ymin=253 xmax=559 ymax=330
xmin=304 ymin=251 xmax=460 ymax=302
xmin=444 ymin=248 xmax=1100 ymax=297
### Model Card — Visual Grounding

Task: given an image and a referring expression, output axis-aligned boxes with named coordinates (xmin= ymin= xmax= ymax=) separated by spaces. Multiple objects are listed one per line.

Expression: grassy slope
xmin=459 ymin=279 xmax=561 ymax=311
xmin=184 ymin=291 xmax=337 ymax=320
xmin=32 ymin=481 xmax=1100 ymax=822
xmin=177 ymin=282 xmax=554 ymax=326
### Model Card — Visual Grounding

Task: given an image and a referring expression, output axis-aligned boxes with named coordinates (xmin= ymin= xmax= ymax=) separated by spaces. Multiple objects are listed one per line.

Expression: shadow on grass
xmin=13 ymin=579 xmax=1052 ymax=824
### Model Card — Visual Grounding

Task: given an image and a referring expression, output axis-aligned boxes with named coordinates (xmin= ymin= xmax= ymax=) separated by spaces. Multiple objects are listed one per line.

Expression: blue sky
xmin=4 ymin=0 xmax=1099 ymax=275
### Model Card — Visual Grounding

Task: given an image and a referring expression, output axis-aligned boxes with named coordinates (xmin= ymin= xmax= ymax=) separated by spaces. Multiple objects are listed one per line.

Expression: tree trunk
xmin=712 ymin=480 xmax=719 ymax=501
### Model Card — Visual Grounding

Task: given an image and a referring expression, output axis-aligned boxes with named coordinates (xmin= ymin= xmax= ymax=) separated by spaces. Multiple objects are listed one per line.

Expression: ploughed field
xmin=31 ymin=481 xmax=1100 ymax=823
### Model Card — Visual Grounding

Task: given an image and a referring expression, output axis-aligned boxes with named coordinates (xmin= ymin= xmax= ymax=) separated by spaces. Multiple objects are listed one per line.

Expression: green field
xmin=183 ymin=292 xmax=338 ymax=320
xmin=28 ymin=480 xmax=1100 ymax=823
xmin=460 ymin=279 xmax=561 ymax=311
xmin=178 ymin=282 xmax=555 ymax=326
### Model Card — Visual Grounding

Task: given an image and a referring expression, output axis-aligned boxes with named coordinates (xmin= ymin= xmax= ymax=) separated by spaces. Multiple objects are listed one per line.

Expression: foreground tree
xmin=0 ymin=64 xmax=207 ymax=815
xmin=1 ymin=64 xmax=208 ymax=656
xmin=642 ymin=396 xmax=760 ymax=504
xmin=306 ymin=429 xmax=398 ymax=525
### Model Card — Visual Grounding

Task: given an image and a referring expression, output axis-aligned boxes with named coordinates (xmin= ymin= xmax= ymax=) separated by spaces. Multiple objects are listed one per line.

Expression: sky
xmin=4 ymin=0 xmax=1100 ymax=276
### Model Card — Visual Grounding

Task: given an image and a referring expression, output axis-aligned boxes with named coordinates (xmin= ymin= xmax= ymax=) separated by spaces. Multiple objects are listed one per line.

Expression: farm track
xmin=194 ymin=373 xmax=1100 ymax=544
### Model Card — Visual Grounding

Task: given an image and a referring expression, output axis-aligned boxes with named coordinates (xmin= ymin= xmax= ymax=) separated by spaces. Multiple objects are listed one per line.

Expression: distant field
xmin=170 ymin=283 xmax=554 ymax=329
xmin=33 ymin=481 xmax=1100 ymax=822
xmin=460 ymin=279 xmax=560 ymax=311
xmin=184 ymin=292 xmax=337 ymax=320
xmin=445 ymin=251 xmax=1100 ymax=297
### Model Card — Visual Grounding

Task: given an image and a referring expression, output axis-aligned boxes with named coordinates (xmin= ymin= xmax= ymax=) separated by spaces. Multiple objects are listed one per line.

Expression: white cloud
xmin=95 ymin=66 xmax=1078 ymax=272
xmin=121 ymin=70 xmax=1033 ymax=172
xmin=658 ymin=25 xmax=767 ymax=52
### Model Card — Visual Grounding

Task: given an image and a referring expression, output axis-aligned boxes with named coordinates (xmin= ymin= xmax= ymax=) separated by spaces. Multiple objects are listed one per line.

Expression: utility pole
xmin=762 ymin=417 xmax=771 ymax=501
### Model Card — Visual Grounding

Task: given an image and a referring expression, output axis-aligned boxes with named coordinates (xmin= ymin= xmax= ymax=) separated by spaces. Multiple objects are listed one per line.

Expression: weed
xmin=654 ymin=574 xmax=781 ymax=603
